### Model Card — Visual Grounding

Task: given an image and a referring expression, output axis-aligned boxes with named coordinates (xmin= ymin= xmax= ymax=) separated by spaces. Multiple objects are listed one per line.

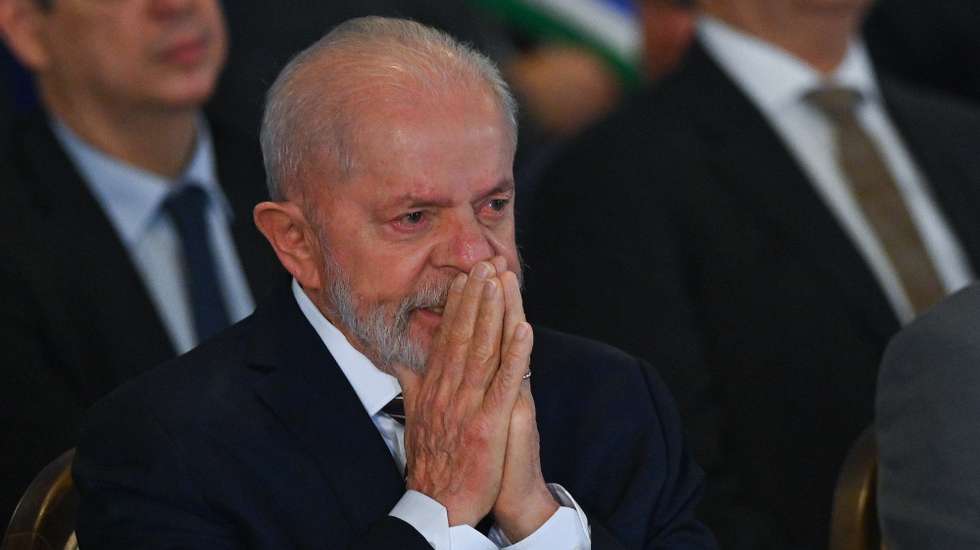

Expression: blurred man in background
xmin=0 ymin=0 xmax=281 ymax=523
xmin=524 ymin=0 xmax=980 ymax=548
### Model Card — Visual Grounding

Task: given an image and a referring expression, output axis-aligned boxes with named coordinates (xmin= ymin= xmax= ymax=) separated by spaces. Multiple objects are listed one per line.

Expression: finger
xmin=509 ymin=387 xmax=538 ymax=439
xmin=425 ymin=273 xmax=467 ymax=382
xmin=461 ymin=275 xmax=505 ymax=392
xmin=489 ymin=255 xmax=508 ymax=275
xmin=432 ymin=273 xmax=467 ymax=353
xmin=484 ymin=322 xmax=532 ymax=416
xmin=499 ymin=271 xmax=526 ymax=357
xmin=392 ymin=364 xmax=422 ymax=415
xmin=434 ymin=262 xmax=494 ymax=398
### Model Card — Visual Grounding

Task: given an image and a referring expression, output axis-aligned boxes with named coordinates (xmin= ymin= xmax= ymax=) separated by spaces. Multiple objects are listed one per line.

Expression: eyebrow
xmin=387 ymin=179 xmax=515 ymax=209
xmin=472 ymin=179 xmax=516 ymax=205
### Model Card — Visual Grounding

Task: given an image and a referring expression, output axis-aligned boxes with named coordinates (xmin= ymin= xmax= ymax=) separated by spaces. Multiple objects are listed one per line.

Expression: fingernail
xmin=515 ymin=322 xmax=530 ymax=341
xmin=452 ymin=273 xmax=467 ymax=292
xmin=484 ymin=279 xmax=498 ymax=299
xmin=473 ymin=262 xmax=492 ymax=279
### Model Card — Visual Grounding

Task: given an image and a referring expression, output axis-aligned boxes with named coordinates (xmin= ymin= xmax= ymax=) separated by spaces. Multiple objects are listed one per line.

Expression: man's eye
xmin=488 ymin=198 xmax=509 ymax=212
xmin=402 ymin=211 xmax=425 ymax=224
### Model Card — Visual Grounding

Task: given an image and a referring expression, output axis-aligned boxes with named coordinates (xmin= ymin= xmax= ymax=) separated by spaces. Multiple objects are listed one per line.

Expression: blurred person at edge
xmin=0 ymin=0 xmax=282 ymax=525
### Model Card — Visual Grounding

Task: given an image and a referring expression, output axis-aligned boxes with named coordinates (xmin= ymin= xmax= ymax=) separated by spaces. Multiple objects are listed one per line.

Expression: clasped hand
xmin=394 ymin=258 xmax=559 ymax=541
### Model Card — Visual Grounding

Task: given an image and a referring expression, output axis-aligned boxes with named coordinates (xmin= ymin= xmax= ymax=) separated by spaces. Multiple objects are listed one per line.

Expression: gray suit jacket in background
xmin=877 ymin=284 xmax=980 ymax=549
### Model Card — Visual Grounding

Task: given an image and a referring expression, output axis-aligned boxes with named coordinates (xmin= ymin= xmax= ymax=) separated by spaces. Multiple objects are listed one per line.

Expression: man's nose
xmin=437 ymin=212 xmax=495 ymax=274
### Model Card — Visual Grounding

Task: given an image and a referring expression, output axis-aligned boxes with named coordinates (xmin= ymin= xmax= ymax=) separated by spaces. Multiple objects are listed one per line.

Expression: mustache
xmin=400 ymin=264 xmax=526 ymax=314
xmin=401 ymin=276 xmax=453 ymax=312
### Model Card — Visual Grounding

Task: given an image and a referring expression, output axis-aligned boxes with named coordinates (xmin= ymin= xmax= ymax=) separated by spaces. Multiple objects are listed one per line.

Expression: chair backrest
xmin=1 ymin=449 xmax=78 ymax=550
xmin=829 ymin=425 xmax=883 ymax=550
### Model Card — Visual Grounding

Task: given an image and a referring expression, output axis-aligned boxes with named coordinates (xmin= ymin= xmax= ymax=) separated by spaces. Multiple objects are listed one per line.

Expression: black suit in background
xmin=864 ymin=0 xmax=980 ymax=106
xmin=522 ymin=43 xmax=980 ymax=550
xmin=0 ymin=46 xmax=18 ymax=143
xmin=73 ymin=283 xmax=717 ymax=549
xmin=0 ymin=113 xmax=285 ymax=524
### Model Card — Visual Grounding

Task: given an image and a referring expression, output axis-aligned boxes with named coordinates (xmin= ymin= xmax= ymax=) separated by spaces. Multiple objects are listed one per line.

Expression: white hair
xmin=260 ymin=16 xmax=518 ymax=200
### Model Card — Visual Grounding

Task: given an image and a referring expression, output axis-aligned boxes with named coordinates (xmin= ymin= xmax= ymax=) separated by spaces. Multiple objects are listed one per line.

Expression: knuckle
xmin=470 ymin=340 xmax=498 ymax=363
xmin=448 ymin=325 xmax=471 ymax=347
xmin=503 ymin=345 xmax=526 ymax=366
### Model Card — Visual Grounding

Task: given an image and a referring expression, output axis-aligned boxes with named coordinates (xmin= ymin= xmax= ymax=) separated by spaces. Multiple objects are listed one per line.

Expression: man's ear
xmin=0 ymin=0 xmax=52 ymax=71
xmin=254 ymin=201 xmax=323 ymax=290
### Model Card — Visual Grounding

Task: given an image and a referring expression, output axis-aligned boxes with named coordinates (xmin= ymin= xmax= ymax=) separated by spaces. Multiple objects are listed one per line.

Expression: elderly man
xmin=72 ymin=17 xmax=715 ymax=549
xmin=523 ymin=0 xmax=980 ymax=548
xmin=0 ymin=0 xmax=282 ymax=523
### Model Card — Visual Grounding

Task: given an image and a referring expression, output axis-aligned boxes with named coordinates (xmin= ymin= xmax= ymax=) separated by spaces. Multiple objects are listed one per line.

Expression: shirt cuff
xmin=488 ymin=483 xmax=591 ymax=549
xmin=390 ymin=490 xmax=497 ymax=550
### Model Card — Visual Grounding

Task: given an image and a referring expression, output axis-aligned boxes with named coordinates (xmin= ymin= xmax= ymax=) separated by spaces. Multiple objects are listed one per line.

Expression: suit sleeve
xmin=876 ymin=289 xmax=980 ymax=550
xmin=73 ymin=392 xmax=431 ymax=550
xmin=0 ymin=262 xmax=84 ymax=525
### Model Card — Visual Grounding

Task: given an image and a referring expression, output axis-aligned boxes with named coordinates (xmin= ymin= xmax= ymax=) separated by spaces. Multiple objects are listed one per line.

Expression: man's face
xmin=305 ymin=85 xmax=519 ymax=372
xmin=34 ymin=0 xmax=227 ymax=111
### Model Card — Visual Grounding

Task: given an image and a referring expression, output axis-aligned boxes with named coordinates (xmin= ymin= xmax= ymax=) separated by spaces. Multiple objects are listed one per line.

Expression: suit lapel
xmin=677 ymin=44 xmax=899 ymax=340
xmin=249 ymin=286 xmax=406 ymax=534
xmin=15 ymin=114 xmax=175 ymax=394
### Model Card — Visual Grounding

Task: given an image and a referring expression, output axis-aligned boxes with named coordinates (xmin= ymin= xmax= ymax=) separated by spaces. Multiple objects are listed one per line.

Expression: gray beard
xmin=320 ymin=251 xmax=451 ymax=374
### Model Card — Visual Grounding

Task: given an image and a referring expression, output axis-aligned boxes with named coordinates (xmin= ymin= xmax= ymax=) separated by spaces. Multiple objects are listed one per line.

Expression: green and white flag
xmin=472 ymin=0 xmax=644 ymax=86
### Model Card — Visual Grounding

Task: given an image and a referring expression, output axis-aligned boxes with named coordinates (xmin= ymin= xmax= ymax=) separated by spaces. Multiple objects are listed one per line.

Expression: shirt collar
xmin=696 ymin=15 xmax=881 ymax=112
xmin=291 ymin=279 xmax=403 ymax=417
xmin=52 ymin=115 xmax=232 ymax=247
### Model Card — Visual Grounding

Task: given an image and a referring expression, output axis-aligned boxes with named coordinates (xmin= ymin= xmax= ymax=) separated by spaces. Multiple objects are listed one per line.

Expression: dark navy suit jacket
xmin=73 ymin=284 xmax=716 ymax=549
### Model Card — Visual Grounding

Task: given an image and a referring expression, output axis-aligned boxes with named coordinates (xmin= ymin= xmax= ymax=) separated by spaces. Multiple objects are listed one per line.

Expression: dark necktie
xmin=382 ymin=394 xmax=406 ymax=425
xmin=806 ymin=86 xmax=946 ymax=314
xmin=163 ymin=185 xmax=232 ymax=342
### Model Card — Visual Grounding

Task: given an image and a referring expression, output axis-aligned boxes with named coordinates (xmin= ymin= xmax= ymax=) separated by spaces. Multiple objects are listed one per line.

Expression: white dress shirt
xmin=698 ymin=16 xmax=975 ymax=323
xmin=291 ymin=280 xmax=590 ymax=549
xmin=53 ymin=117 xmax=256 ymax=353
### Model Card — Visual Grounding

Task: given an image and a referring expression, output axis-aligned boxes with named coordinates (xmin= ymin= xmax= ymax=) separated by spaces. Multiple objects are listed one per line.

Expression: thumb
xmin=392 ymin=364 xmax=422 ymax=410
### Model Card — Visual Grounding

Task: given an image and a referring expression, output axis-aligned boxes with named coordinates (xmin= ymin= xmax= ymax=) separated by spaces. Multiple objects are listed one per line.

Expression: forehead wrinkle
xmin=376 ymin=182 xmax=449 ymax=209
